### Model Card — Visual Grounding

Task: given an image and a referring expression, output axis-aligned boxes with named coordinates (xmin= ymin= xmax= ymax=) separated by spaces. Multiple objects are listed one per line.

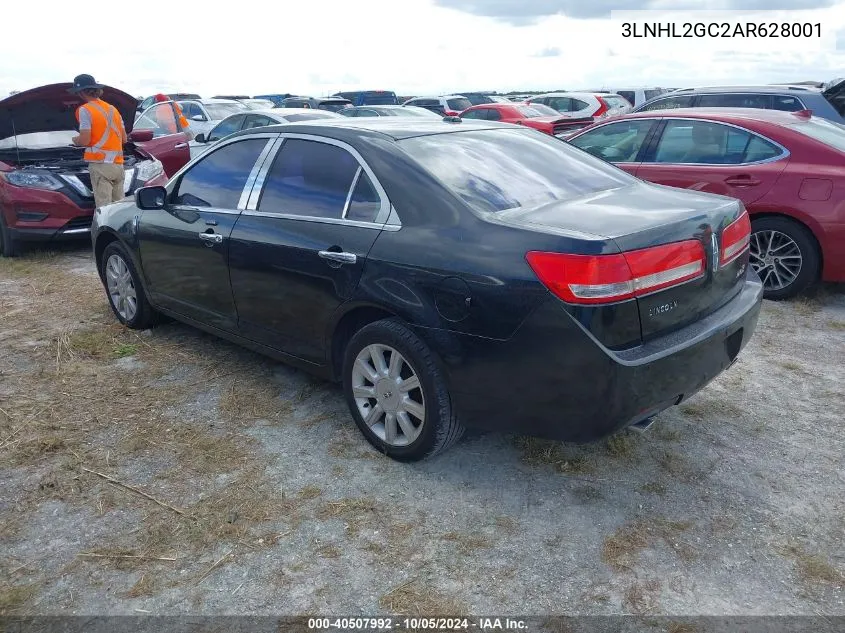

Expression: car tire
xmin=342 ymin=318 xmax=464 ymax=462
xmin=750 ymin=216 xmax=820 ymax=301
xmin=0 ymin=212 xmax=20 ymax=258
xmin=100 ymin=241 xmax=158 ymax=329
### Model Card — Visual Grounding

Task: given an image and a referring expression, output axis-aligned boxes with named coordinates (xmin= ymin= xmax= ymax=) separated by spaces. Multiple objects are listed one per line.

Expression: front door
xmin=229 ymin=135 xmax=389 ymax=364
xmin=635 ymin=118 xmax=789 ymax=204
xmin=132 ymin=102 xmax=191 ymax=176
xmin=138 ymin=135 xmax=275 ymax=331
xmin=567 ymin=118 xmax=660 ymax=174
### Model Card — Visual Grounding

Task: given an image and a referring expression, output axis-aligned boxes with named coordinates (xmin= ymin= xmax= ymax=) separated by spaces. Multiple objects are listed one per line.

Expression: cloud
xmin=434 ymin=0 xmax=838 ymax=23
xmin=533 ymin=46 xmax=562 ymax=57
xmin=837 ymin=28 xmax=845 ymax=49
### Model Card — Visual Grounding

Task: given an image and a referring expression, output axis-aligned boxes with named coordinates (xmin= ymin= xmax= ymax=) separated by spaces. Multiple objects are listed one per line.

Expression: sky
xmin=1 ymin=0 xmax=844 ymax=99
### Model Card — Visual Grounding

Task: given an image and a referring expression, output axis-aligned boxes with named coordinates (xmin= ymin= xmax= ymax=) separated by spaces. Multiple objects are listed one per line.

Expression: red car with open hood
xmin=0 ymin=83 xmax=191 ymax=257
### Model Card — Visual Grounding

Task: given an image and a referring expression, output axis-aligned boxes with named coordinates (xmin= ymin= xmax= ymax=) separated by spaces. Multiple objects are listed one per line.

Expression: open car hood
xmin=0 ymin=83 xmax=138 ymax=141
xmin=822 ymin=77 xmax=845 ymax=99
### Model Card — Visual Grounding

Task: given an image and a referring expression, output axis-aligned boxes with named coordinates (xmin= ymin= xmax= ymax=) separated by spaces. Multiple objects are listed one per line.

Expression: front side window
xmin=400 ymin=128 xmax=635 ymax=214
xmin=134 ymin=103 xmax=180 ymax=137
xmin=355 ymin=109 xmax=380 ymax=117
xmin=257 ymin=139 xmax=360 ymax=218
xmin=172 ymin=138 xmax=268 ymax=208
xmin=638 ymin=95 xmax=694 ymax=112
xmin=207 ymin=115 xmax=246 ymax=142
xmin=569 ymin=119 xmax=656 ymax=162
xmin=651 ymin=120 xmax=781 ymax=164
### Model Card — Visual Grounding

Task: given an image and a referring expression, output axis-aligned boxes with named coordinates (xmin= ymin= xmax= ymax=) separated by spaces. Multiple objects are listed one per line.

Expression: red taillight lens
xmin=526 ymin=240 xmax=705 ymax=305
xmin=593 ymin=97 xmax=609 ymax=118
xmin=720 ymin=210 xmax=751 ymax=266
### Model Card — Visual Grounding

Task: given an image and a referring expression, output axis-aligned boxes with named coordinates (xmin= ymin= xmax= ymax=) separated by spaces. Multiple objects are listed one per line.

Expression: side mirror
xmin=135 ymin=185 xmax=167 ymax=210
xmin=194 ymin=132 xmax=206 ymax=143
xmin=191 ymin=114 xmax=206 ymax=122
xmin=128 ymin=129 xmax=154 ymax=142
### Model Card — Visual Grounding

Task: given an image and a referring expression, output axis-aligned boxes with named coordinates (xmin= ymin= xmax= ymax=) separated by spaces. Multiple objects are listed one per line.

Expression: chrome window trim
xmin=243 ymin=132 xmax=396 ymax=227
xmin=245 ymin=137 xmax=285 ymax=209
xmin=165 ymin=134 xmax=280 ymax=211
xmin=342 ymin=166 xmax=362 ymax=219
xmin=573 ymin=116 xmax=790 ymax=167
xmin=648 ymin=117 xmax=791 ymax=167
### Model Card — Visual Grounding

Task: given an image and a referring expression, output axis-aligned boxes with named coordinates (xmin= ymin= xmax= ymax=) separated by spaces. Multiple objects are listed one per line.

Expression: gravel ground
xmin=1 ymin=246 xmax=843 ymax=617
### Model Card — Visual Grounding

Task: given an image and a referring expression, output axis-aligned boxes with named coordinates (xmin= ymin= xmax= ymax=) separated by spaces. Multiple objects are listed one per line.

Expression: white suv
xmin=401 ymin=95 xmax=473 ymax=116
xmin=527 ymin=92 xmax=632 ymax=120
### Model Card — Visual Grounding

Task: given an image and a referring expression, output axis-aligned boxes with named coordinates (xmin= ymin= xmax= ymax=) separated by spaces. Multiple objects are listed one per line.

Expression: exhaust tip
xmin=629 ymin=416 xmax=657 ymax=434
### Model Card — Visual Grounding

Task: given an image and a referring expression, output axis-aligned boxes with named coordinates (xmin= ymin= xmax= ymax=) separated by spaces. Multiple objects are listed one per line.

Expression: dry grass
xmin=779 ymin=544 xmax=844 ymax=587
xmin=123 ymin=574 xmax=156 ymax=598
xmin=315 ymin=544 xmax=342 ymax=559
xmin=378 ymin=578 xmax=468 ymax=615
xmin=640 ymin=481 xmax=668 ymax=496
xmin=778 ymin=360 xmax=803 ymax=372
xmin=623 ymin=578 xmax=661 ymax=613
xmin=315 ymin=497 xmax=383 ymax=537
xmin=512 ymin=437 xmax=592 ymax=474
xmin=602 ymin=518 xmax=695 ymax=572
xmin=605 ymin=433 xmax=636 ymax=458
xmin=828 ymin=320 xmax=845 ymax=331
xmin=0 ymin=583 xmax=39 ymax=615
xmin=442 ymin=531 xmax=491 ymax=555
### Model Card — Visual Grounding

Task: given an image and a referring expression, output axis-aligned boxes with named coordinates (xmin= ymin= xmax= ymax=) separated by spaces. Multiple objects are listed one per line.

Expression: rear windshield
xmin=645 ymin=89 xmax=664 ymax=100
xmin=517 ymin=106 xmax=549 ymax=118
xmin=359 ymin=93 xmax=399 ymax=105
xmin=603 ymin=95 xmax=631 ymax=109
xmin=526 ymin=104 xmax=560 ymax=116
xmin=399 ymin=128 xmax=635 ymax=214
xmin=205 ymin=103 xmax=247 ymax=119
xmin=318 ymin=101 xmax=351 ymax=112
xmin=788 ymin=118 xmax=845 ymax=152
xmin=447 ymin=97 xmax=472 ymax=111
xmin=283 ymin=113 xmax=337 ymax=122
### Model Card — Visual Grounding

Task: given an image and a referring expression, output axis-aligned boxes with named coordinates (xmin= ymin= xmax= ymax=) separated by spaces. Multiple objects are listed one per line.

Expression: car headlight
xmin=135 ymin=159 xmax=164 ymax=183
xmin=2 ymin=171 xmax=64 ymax=191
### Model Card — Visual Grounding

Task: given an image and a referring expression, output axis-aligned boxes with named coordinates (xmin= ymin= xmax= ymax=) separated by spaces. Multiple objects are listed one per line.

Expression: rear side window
xmin=545 ymin=97 xmax=571 ymax=112
xmin=447 ymin=98 xmax=472 ymax=111
xmin=772 ymin=96 xmax=805 ymax=112
xmin=284 ymin=113 xmax=337 ymax=122
xmin=173 ymin=138 xmax=267 ymax=208
xmin=257 ymin=139 xmax=360 ymax=218
xmin=570 ymin=99 xmax=591 ymax=110
xmin=698 ymin=93 xmax=771 ymax=109
xmin=400 ymin=128 xmax=635 ymax=214
xmin=638 ymin=95 xmax=694 ymax=112
xmin=345 ymin=172 xmax=382 ymax=222
xmin=461 ymin=109 xmax=487 ymax=120
xmin=602 ymin=96 xmax=631 ymax=109
xmin=651 ymin=120 xmax=782 ymax=164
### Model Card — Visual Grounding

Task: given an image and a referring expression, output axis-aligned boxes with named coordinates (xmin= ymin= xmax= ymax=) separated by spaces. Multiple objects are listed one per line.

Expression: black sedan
xmin=91 ymin=118 xmax=763 ymax=461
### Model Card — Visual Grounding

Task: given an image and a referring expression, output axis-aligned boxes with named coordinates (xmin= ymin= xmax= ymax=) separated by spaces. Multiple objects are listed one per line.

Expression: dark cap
xmin=69 ymin=74 xmax=103 ymax=93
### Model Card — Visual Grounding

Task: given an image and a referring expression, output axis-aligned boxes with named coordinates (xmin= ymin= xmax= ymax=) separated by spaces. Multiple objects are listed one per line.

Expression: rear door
xmin=133 ymin=102 xmax=192 ymax=176
xmin=567 ymin=118 xmax=661 ymax=174
xmin=635 ymin=118 xmax=789 ymax=206
xmin=228 ymin=134 xmax=391 ymax=363
xmin=138 ymin=134 xmax=276 ymax=330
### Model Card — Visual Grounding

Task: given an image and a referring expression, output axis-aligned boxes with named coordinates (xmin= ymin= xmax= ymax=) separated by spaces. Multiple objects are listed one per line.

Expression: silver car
xmin=188 ymin=108 xmax=343 ymax=159
xmin=176 ymin=98 xmax=248 ymax=137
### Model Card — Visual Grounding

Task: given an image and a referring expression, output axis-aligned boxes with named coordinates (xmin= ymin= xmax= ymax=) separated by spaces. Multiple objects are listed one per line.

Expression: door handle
xmin=174 ymin=142 xmax=189 ymax=149
xmin=724 ymin=175 xmax=761 ymax=187
xmin=198 ymin=232 xmax=223 ymax=244
xmin=318 ymin=250 xmax=357 ymax=264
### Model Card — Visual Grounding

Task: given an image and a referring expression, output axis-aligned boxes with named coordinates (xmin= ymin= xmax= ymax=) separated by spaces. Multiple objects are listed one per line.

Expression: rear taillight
xmin=593 ymin=97 xmax=609 ymax=118
xmin=720 ymin=210 xmax=751 ymax=266
xmin=526 ymin=240 xmax=705 ymax=305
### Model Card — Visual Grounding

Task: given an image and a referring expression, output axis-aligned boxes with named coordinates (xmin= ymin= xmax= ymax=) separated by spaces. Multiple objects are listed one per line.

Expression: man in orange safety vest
xmin=153 ymin=93 xmax=191 ymax=136
xmin=70 ymin=74 xmax=128 ymax=209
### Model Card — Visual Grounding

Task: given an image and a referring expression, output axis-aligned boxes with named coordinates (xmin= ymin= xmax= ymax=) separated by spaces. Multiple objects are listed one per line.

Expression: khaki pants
xmin=88 ymin=162 xmax=126 ymax=208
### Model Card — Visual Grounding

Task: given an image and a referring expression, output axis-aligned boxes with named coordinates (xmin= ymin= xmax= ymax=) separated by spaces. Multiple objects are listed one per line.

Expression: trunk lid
xmin=502 ymin=181 xmax=749 ymax=340
xmin=0 ymin=83 xmax=138 ymax=142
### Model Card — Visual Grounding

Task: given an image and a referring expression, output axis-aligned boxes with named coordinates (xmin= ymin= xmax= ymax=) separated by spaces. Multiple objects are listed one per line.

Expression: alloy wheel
xmin=351 ymin=343 xmax=425 ymax=447
xmin=105 ymin=253 xmax=138 ymax=321
xmin=749 ymin=229 xmax=802 ymax=292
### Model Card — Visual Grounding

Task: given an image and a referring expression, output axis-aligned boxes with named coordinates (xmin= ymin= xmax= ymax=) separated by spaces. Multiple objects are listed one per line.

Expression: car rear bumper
xmin=420 ymin=272 xmax=764 ymax=442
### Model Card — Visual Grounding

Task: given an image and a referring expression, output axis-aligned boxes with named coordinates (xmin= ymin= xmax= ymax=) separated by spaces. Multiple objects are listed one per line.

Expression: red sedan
xmin=567 ymin=108 xmax=845 ymax=299
xmin=0 ymin=83 xmax=191 ymax=257
xmin=459 ymin=102 xmax=593 ymax=138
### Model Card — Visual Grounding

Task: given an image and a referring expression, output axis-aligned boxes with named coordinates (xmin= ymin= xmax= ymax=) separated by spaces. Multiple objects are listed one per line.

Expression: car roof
xmin=532 ymin=92 xmax=600 ymax=99
xmin=622 ymin=107 xmax=812 ymax=126
xmin=184 ymin=98 xmax=244 ymax=105
xmin=671 ymin=85 xmax=821 ymax=94
xmin=229 ymin=117 xmax=513 ymax=141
